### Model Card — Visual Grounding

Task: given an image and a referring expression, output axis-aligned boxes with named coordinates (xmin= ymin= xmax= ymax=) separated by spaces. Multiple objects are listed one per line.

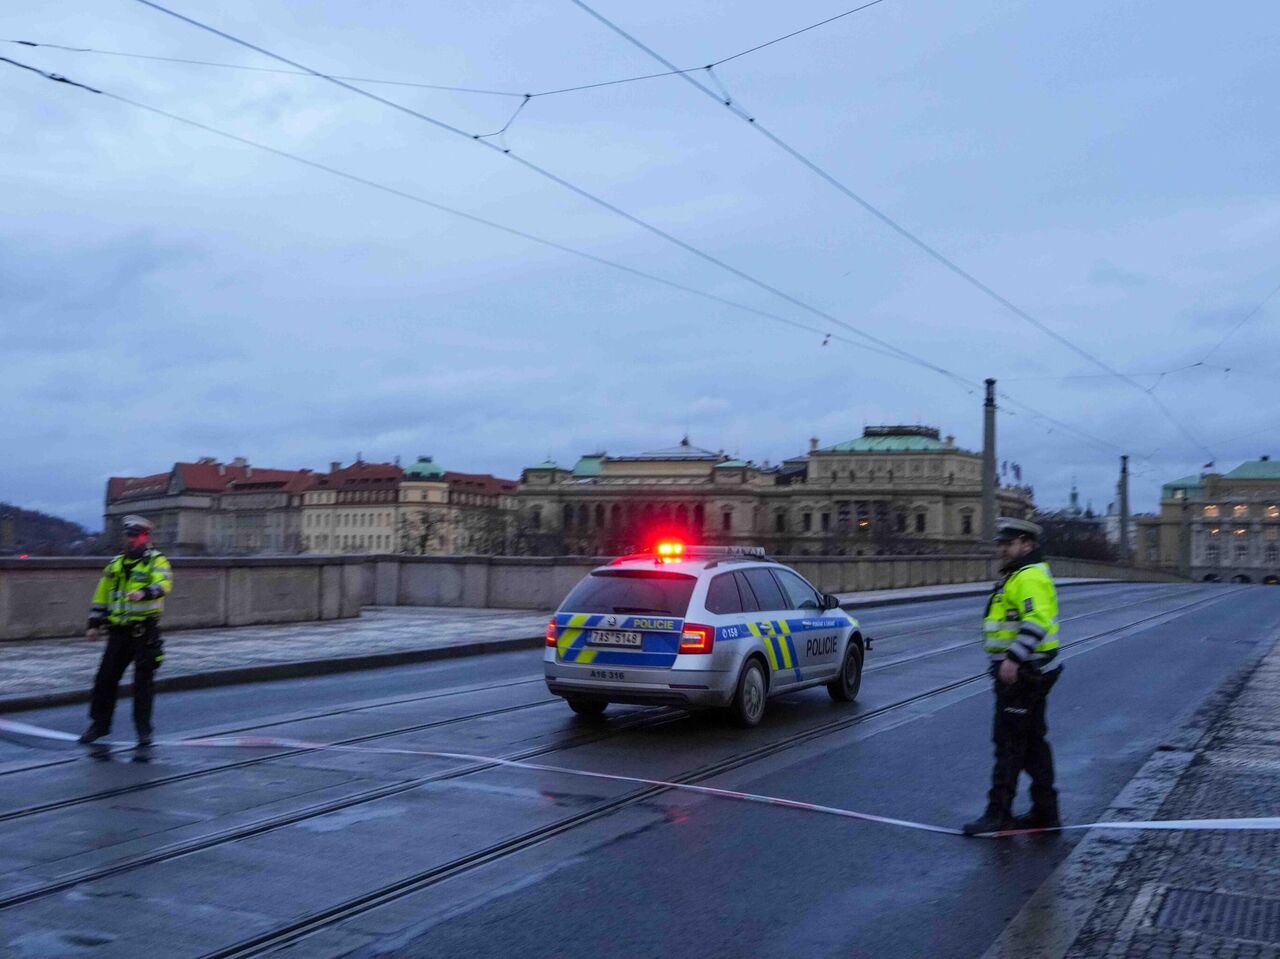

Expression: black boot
xmin=78 ymin=723 xmax=110 ymax=744
xmin=962 ymin=804 xmax=1013 ymax=836
xmin=136 ymin=727 xmax=153 ymax=747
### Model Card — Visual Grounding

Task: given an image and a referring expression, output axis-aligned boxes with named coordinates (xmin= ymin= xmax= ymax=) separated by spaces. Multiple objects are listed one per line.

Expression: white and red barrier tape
xmin=2 ymin=717 xmax=1276 ymax=838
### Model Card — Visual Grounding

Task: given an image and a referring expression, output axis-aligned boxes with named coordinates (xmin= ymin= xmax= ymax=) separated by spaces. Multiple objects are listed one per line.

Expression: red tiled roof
xmin=316 ymin=462 xmax=403 ymax=489
xmin=444 ymin=471 xmax=518 ymax=496
xmin=106 ymin=471 xmax=170 ymax=502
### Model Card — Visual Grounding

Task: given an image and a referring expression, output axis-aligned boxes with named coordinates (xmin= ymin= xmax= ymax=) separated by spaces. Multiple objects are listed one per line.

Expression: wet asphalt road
xmin=0 ymin=582 xmax=1275 ymax=959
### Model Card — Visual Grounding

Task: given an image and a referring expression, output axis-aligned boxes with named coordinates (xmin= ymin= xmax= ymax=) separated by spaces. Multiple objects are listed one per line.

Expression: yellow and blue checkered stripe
xmin=748 ymin=619 xmax=803 ymax=682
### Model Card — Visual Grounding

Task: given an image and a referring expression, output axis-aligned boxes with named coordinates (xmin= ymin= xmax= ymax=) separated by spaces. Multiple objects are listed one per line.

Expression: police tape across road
xmin=2 ymin=718 xmax=1277 ymax=839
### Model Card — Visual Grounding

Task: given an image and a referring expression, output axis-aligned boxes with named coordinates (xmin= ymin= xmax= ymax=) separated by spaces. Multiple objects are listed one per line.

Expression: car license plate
xmin=590 ymin=630 xmax=643 ymax=648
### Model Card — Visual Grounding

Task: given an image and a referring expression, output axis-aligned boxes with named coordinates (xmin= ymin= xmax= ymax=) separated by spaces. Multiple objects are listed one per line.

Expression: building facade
xmin=515 ymin=426 xmax=1034 ymax=556
xmin=106 ymin=456 xmax=517 ymax=556
xmin=1135 ymin=457 xmax=1280 ymax=583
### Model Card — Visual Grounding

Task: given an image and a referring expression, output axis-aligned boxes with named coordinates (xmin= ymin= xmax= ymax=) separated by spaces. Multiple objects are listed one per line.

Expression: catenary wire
xmin=128 ymin=0 xmax=980 ymax=385
xmin=4 ymin=2 xmax=892 ymax=100
xmin=1199 ymin=276 xmax=1280 ymax=363
xmin=567 ymin=0 xmax=1219 ymax=463
xmin=2 ymin=50 xmax=1149 ymax=467
xmin=0 ymin=54 xmax=917 ymax=371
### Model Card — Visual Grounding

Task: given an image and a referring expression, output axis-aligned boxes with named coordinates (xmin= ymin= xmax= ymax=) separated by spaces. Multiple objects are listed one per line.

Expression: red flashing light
xmin=656 ymin=541 xmax=685 ymax=562
xmin=678 ymin=623 xmax=714 ymax=655
xmin=18 ymin=554 xmax=29 ymax=560
xmin=545 ymin=619 xmax=558 ymax=647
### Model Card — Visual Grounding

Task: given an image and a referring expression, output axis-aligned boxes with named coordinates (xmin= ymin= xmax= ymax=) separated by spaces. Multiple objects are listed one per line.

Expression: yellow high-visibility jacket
xmin=87 ymin=549 xmax=173 ymax=627
xmin=983 ymin=558 xmax=1059 ymax=664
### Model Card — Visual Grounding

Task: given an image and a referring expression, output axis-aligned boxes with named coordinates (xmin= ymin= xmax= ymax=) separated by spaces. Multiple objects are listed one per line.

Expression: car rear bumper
xmin=544 ymin=660 xmax=734 ymax=709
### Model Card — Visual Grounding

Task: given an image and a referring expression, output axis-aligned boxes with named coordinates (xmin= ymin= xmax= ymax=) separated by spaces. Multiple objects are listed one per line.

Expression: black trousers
xmin=987 ymin=664 xmax=1061 ymax=813
xmin=89 ymin=621 xmax=163 ymax=733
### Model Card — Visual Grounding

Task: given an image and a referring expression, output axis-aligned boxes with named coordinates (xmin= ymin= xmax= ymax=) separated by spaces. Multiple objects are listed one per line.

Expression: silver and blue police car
xmin=544 ymin=543 xmax=865 ymax=727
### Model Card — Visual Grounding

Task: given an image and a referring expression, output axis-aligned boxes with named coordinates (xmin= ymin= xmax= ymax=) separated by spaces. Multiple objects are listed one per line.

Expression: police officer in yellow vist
xmin=79 ymin=515 xmax=173 ymax=746
xmin=963 ymin=517 xmax=1062 ymax=835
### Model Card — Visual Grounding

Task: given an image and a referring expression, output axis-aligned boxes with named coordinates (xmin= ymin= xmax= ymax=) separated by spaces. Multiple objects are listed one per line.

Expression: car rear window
xmin=559 ymin=570 xmax=698 ymax=617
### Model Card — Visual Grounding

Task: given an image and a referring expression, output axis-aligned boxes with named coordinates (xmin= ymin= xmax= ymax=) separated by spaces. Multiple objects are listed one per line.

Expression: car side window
xmin=772 ymin=569 xmax=823 ymax=611
xmin=732 ymin=571 xmax=763 ymax=613
xmin=705 ymin=573 xmax=744 ymax=615
xmin=741 ymin=567 xmax=787 ymax=612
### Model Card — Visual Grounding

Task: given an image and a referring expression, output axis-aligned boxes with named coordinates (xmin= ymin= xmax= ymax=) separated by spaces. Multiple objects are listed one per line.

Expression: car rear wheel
xmin=729 ymin=659 xmax=768 ymax=728
xmin=827 ymin=639 xmax=863 ymax=703
xmin=567 ymin=698 xmax=608 ymax=718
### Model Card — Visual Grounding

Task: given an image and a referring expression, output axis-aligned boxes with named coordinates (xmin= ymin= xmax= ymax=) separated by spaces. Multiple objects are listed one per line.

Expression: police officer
xmin=78 ymin=515 xmax=173 ymax=746
xmin=963 ymin=517 xmax=1062 ymax=835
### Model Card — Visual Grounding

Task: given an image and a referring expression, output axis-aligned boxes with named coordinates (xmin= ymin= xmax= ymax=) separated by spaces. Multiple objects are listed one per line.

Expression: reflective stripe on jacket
xmin=88 ymin=549 xmax=173 ymax=626
xmin=983 ymin=561 xmax=1059 ymax=664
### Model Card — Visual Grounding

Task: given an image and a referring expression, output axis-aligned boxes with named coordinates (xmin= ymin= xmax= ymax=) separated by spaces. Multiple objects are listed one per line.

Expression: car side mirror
xmin=822 ymin=593 xmax=840 ymax=610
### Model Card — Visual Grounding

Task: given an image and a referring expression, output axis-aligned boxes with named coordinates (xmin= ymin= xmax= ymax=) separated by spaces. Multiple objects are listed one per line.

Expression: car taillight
xmin=545 ymin=619 xmax=558 ymax=647
xmin=678 ymin=623 xmax=714 ymax=654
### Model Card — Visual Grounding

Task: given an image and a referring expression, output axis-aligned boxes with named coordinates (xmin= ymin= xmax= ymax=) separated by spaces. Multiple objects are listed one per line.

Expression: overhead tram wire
xmin=567 ymin=1 xmax=1219 ymax=463
xmin=128 ymin=2 xmax=1151 ymax=457
xmin=0 ymin=54 xmax=913 ymax=369
xmin=1199 ymin=275 xmax=1280 ymax=363
xmin=6 ymin=2 xmax=893 ymax=100
xmin=2 ymin=53 xmax=1134 ymax=467
xmin=130 ymin=0 xmax=973 ymax=387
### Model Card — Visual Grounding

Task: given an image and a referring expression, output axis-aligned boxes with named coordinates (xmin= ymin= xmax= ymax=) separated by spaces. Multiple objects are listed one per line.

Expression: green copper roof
xmin=527 ymin=459 xmax=561 ymax=470
xmin=572 ymin=455 xmax=604 ymax=477
xmin=1225 ymin=459 xmax=1280 ymax=479
xmin=404 ymin=456 xmax=445 ymax=479
xmin=823 ymin=435 xmax=949 ymax=452
xmin=714 ymin=459 xmax=749 ymax=468
xmin=1161 ymin=474 xmax=1204 ymax=496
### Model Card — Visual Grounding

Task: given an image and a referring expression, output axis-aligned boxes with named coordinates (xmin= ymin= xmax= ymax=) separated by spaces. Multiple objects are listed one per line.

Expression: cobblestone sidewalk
xmin=989 ymin=634 xmax=1280 ymax=959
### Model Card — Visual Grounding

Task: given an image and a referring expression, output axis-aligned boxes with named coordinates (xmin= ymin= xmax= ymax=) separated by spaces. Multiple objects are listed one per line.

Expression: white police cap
xmin=122 ymin=515 xmax=154 ymax=533
xmin=994 ymin=517 xmax=1042 ymax=542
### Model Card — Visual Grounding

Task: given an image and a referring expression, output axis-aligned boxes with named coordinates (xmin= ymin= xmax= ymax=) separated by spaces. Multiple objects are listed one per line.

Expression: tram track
xmin=0 ymin=586 xmax=1237 ymax=935
xmin=200 ymin=586 xmax=1239 ymax=959
xmin=0 ymin=585 xmax=1201 ymax=822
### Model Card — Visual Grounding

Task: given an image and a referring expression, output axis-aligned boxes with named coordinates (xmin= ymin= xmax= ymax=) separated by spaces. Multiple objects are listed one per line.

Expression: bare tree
xmin=398 ymin=509 xmax=445 ymax=555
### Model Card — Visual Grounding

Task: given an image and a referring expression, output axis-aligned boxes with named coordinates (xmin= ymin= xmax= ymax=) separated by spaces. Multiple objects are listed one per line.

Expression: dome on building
xmin=404 ymin=455 xmax=445 ymax=479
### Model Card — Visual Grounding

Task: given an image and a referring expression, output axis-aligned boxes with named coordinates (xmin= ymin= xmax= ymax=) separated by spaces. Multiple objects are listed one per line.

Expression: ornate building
xmin=515 ymin=426 xmax=1034 ymax=556
xmin=1135 ymin=457 xmax=1280 ymax=583
xmin=106 ymin=456 xmax=517 ymax=556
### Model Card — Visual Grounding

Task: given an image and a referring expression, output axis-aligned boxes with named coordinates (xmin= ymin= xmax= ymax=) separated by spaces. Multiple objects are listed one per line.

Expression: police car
xmin=544 ymin=543 xmax=865 ymax=727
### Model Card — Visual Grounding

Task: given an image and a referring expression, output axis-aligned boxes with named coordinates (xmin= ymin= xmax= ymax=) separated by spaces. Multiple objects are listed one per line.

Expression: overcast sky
xmin=3 ymin=0 xmax=1278 ymax=530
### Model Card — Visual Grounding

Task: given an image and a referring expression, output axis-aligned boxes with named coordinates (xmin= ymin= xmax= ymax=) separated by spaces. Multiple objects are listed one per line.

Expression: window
xmin=1267 ymin=545 xmax=1279 ymax=564
xmin=1236 ymin=542 xmax=1249 ymax=561
xmin=1268 ymin=505 xmax=1280 ymax=518
xmin=895 ymin=513 xmax=907 ymax=533
xmin=821 ymin=512 xmax=831 ymax=532
xmin=1206 ymin=543 xmax=1220 ymax=563
xmin=772 ymin=569 xmax=822 ymax=610
xmin=740 ymin=568 xmax=787 ymax=612
xmin=774 ymin=512 xmax=786 ymax=533
xmin=802 ymin=512 xmax=813 ymax=532
xmin=705 ymin=573 xmax=744 ymax=614
xmin=1203 ymin=505 xmax=1220 ymax=518
xmin=1266 ymin=527 xmax=1279 ymax=542
xmin=915 ymin=513 xmax=926 ymax=533
xmin=732 ymin=571 xmax=762 ymax=612
xmin=962 ymin=514 xmax=973 ymax=535
xmin=1233 ymin=504 xmax=1248 ymax=518
xmin=722 ymin=511 xmax=732 ymax=532
xmin=559 ymin=570 xmax=697 ymax=617
xmin=563 ymin=505 xmax=573 ymax=528
xmin=595 ymin=504 xmax=605 ymax=528
xmin=530 ymin=509 xmax=542 ymax=530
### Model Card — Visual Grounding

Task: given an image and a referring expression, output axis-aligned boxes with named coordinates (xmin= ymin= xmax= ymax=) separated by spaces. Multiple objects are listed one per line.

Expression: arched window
xmin=676 ymin=504 xmax=689 ymax=526
xmin=562 ymin=504 xmax=573 ymax=528
xmin=595 ymin=504 xmax=606 ymax=527
xmin=693 ymin=504 xmax=705 ymax=529
xmin=611 ymin=503 xmax=622 ymax=527
xmin=578 ymin=504 xmax=589 ymax=528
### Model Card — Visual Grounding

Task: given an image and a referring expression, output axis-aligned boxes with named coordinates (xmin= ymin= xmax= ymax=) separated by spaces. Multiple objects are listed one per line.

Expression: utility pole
xmin=1118 ymin=455 xmax=1131 ymax=564
xmin=982 ymin=379 xmax=997 ymax=542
